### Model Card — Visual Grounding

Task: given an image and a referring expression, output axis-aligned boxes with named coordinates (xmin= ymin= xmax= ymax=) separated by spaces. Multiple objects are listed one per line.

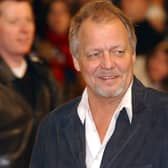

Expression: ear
xmin=132 ymin=53 xmax=136 ymax=63
xmin=73 ymin=57 xmax=80 ymax=72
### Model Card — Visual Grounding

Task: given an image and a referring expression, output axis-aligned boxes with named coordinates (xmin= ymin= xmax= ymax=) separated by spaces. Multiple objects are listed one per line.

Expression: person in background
xmin=0 ymin=0 xmax=59 ymax=168
xmin=32 ymin=0 xmax=47 ymax=38
xmin=164 ymin=0 xmax=168 ymax=38
xmin=30 ymin=1 xmax=168 ymax=168
xmin=35 ymin=0 xmax=83 ymax=102
xmin=66 ymin=0 xmax=92 ymax=15
xmin=146 ymin=0 xmax=167 ymax=33
xmin=134 ymin=40 xmax=168 ymax=91
xmin=112 ymin=0 xmax=165 ymax=55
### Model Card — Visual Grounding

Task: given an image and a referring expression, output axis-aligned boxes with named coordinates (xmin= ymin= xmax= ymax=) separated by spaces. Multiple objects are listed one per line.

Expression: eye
xmin=112 ymin=49 xmax=125 ymax=57
xmin=7 ymin=19 xmax=18 ymax=25
xmin=87 ymin=50 xmax=103 ymax=58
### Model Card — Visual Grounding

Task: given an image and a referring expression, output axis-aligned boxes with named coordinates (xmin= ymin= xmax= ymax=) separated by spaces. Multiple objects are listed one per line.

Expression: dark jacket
xmin=0 ymin=55 xmax=59 ymax=168
xmin=30 ymin=78 xmax=168 ymax=168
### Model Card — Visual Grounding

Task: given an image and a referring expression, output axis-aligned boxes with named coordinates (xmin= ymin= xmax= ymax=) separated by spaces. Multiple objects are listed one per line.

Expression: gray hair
xmin=69 ymin=0 xmax=137 ymax=58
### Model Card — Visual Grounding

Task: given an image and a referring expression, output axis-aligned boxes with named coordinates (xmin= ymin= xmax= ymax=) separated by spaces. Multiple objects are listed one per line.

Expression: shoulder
xmin=147 ymin=89 xmax=168 ymax=125
xmin=133 ymin=79 xmax=168 ymax=138
xmin=142 ymin=86 xmax=168 ymax=125
xmin=40 ymin=96 xmax=81 ymax=127
xmin=27 ymin=53 xmax=49 ymax=71
xmin=145 ymin=87 xmax=168 ymax=107
xmin=133 ymin=78 xmax=168 ymax=118
xmin=133 ymin=77 xmax=168 ymax=104
xmin=26 ymin=53 xmax=57 ymax=84
xmin=52 ymin=96 xmax=81 ymax=118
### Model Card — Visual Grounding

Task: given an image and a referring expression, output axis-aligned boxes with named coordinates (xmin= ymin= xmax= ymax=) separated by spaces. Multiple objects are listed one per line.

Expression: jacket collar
xmin=61 ymin=77 xmax=151 ymax=168
xmin=0 ymin=57 xmax=16 ymax=84
xmin=101 ymin=77 xmax=152 ymax=168
xmin=0 ymin=55 xmax=45 ymax=84
xmin=61 ymin=98 xmax=86 ymax=168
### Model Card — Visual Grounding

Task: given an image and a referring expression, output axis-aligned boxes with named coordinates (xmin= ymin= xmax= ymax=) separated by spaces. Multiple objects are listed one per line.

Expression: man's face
xmin=73 ymin=19 xmax=135 ymax=98
xmin=0 ymin=1 xmax=35 ymax=57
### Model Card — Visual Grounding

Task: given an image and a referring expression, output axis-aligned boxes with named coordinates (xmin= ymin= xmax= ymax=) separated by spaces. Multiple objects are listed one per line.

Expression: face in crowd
xmin=47 ymin=0 xmax=71 ymax=34
xmin=116 ymin=0 xmax=151 ymax=22
xmin=147 ymin=42 xmax=168 ymax=82
xmin=69 ymin=0 xmax=136 ymax=99
xmin=0 ymin=0 xmax=35 ymax=58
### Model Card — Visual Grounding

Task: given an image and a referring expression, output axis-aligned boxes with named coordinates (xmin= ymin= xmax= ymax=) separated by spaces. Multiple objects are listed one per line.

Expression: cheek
xmin=80 ymin=62 xmax=99 ymax=80
xmin=0 ymin=30 xmax=13 ymax=44
xmin=82 ymin=64 xmax=95 ymax=76
xmin=0 ymin=28 xmax=10 ymax=37
xmin=117 ymin=60 xmax=133 ymax=74
xmin=158 ymin=66 xmax=168 ymax=75
xmin=3 ymin=28 xmax=18 ymax=40
xmin=30 ymin=25 xmax=35 ymax=34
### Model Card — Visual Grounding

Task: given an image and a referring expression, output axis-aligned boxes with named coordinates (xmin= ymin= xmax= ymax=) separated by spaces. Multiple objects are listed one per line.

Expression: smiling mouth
xmin=99 ymin=75 xmax=119 ymax=80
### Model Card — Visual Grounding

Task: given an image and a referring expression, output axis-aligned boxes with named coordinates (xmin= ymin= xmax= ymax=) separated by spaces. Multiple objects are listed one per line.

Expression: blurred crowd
xmin=32 ymin=0 xmax=168 ymax=95
xmin=111 ymin=0 xmax=168 ymax=91
xmin=0 ymin=0 xmax=168 ymax=168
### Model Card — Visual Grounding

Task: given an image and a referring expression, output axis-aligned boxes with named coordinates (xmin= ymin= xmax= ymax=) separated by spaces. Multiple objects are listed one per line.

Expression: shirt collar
xmin=77 ymin=82 xmax=133 ymax=124
xmin=119 ymin=82 xmax=133 ymax=123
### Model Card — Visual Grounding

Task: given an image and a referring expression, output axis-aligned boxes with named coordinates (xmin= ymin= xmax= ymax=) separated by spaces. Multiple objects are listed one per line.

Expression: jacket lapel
xmin=62 ymin=105 xmax=86 ymax=168
xmin=61 ymin=78 xmax=152 ymax=168
xmin=101 ymin=78 xmax=152 ymax=168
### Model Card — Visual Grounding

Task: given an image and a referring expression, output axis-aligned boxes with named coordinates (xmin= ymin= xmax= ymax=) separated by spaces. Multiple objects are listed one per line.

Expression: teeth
xmin=102 ymin=76 xmax=115 ymax=79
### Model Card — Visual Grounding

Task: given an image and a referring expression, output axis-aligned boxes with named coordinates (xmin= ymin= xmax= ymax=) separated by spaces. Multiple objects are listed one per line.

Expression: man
xmin=0 ymin=0 xmax=58 ymax=167
xmin=30 ymin=0 xmax=168 ymax=168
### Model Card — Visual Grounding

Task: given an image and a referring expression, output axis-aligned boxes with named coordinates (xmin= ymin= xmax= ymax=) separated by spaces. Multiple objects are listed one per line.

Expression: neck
xmin=88 ymin=91 xmax=124 ymax=115
xmin=88 ymin=91 xmax=124 ymax=142
xmin=1 ymin=53 xmax=25 ymax=68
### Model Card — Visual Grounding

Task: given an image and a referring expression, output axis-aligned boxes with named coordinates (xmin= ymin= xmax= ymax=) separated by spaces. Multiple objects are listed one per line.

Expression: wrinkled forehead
xmin=78 ymin=16 xmax=129 ymax=41
xmin=79 ymin=16 xmax=123 ymax=32
xmin=87 ymin=9 xmax=118 ymax=23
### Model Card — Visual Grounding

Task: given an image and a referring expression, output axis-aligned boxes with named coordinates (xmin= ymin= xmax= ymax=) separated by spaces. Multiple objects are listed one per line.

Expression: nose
xmin=101 ymin=52 xmax=115 ymax=69
xmin=20 ymin=25 xmax=29 ymax=34
xmin=20 ymin=21 xmax=33 ymax=33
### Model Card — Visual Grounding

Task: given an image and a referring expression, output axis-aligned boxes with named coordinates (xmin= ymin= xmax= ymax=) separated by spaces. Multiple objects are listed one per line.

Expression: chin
xmin=18 ymin=49 xmax=30 ymax=55
xmin=95 ymin=86 xmax=126 ymax=98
